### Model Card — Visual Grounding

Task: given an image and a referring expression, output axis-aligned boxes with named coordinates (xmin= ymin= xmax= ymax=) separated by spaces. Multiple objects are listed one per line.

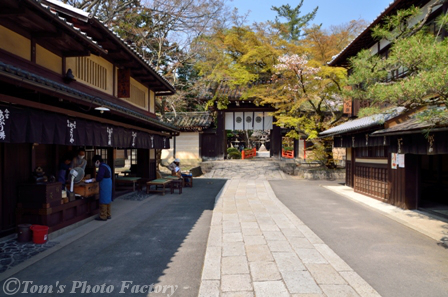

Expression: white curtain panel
xmin=253 ymin=112 xmax=264 ymax=130
xmin=225 ymin=112 xmax=234 ymax=130
xmin=234 ymin=112 xmax=244 ymax=130
xmin=244 ymin=112 xmax=254 ymax=130
xmin=264 ymin=113 xmax=273 ymax=130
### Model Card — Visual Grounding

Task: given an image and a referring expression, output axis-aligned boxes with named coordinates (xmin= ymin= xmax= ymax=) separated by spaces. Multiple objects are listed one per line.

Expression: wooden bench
xmin=170 ymin=179 xmax=183 ymax=194
xmin=115 ymin=177 xmax=142 ymax=191
xmin=146 ymin=179 xmax=172 ymax=196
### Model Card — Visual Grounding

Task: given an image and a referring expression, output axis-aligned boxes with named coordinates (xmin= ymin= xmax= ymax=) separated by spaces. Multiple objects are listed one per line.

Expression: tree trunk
xmin=322 ymin=138 xmax=336 ymax=169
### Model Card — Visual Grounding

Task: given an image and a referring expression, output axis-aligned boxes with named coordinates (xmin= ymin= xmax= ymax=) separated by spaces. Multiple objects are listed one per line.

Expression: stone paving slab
xmin=198 ymin=177 xmax=381 ymax=297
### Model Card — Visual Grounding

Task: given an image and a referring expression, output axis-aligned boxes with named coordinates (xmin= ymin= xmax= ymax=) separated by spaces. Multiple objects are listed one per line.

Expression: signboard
xmin=343 ymin=99 xmax=352 ymax=114
xmin=391 ymin=153 xmax=405 ymax=169
xmin=343 ymin=86 xmax=352 ymax=115
xmin=117 ymin=69 xmax=130 ymax=98
xmin=391 ymin=153 xmax=397 ymax=169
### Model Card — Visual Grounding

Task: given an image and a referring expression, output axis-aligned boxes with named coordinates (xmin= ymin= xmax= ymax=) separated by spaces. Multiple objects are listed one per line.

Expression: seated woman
xmin=171 ymin=159 xmax=181 ymax=177
xmin=168 ymin=158 xmax=180 ymax=175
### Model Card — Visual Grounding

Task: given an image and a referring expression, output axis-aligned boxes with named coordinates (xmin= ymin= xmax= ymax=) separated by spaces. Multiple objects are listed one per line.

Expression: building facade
xmin=321 ymin=0 xmax=448 ymax=217
xmin=0 ymin=0 xmax=178 ymax=236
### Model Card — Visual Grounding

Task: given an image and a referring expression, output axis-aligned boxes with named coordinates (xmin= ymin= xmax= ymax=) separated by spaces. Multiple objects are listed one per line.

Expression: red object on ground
xmin=30 ymin=225 xmax=49 ymax=244
xmin=282 ymin=149 xmax=294 ymax=159
xmin=242 ymin=148 xmax=256 ymax=159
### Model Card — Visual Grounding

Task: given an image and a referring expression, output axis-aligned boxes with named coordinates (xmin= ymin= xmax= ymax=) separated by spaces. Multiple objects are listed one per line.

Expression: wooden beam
xmin=0 ymin=94 xmax=172 ymax=137
xmin=0 ymin=8 xmax=26 ymax=17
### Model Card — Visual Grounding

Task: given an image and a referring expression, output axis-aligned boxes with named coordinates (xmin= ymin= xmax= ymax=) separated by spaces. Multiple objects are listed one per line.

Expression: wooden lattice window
xmin=354 ymin=165 xmax=388 ymax=200
xmin=127 ymin=84 xmax=146 ymax=108
xmin=75 ymin=57 xmax=107 ymax=90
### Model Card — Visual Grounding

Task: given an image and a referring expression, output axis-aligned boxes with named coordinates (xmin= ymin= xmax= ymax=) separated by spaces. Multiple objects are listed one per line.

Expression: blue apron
xmin=99 ymin=164 xmax=112 ymax=204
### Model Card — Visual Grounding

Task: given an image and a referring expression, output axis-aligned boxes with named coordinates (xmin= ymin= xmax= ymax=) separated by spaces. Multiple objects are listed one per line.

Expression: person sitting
xmin=171 ymin=159 xmax=192 ymax=187
xmin=169 ymin=159 xmax=180 ymax=176
xmin=72 ymin=149 xmax=87 ymax=171
xmin=57 ymin=155 xmax=72 ymax=190
xmin=171 ymin=160 xmax=182 ymax=177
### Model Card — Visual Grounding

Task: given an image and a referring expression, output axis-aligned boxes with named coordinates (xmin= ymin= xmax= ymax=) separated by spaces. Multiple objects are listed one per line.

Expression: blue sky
xmin=231 ymin=0 xmax=393 ymax=28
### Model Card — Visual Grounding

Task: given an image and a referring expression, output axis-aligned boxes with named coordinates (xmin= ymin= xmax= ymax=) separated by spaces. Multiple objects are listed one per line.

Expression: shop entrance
xmin=418 ymin=154 xmax=448 ymax=218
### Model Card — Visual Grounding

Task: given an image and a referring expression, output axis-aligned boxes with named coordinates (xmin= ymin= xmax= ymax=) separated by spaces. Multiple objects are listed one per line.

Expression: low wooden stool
xmin=170 ymin=179 xmax=183 ymax=194
xmin=183 ymin=175 xmax=193 ymax=187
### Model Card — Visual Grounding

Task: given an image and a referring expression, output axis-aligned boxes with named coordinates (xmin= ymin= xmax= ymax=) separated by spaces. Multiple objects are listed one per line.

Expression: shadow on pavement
xmin=0 ymin=178 xmax=227 ymax=297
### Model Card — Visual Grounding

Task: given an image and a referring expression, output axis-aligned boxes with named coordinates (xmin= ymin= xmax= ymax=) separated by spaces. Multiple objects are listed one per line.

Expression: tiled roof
xmin=0 ymin=61 xmax=178 ymax=132
xmin=42 ymin=0 xmax=175 ymax=94
xmin=32 ymin=0 xmax=106 ymax=54
xmin=371 ymin=107 xmax=448 ymax=136
xmin=320 ymin=107 xmax=405 ymax=137
xmin=198 ymin=80 xmax=271 ymax=101
xmin=162 ymin=112 xmax=213 ymax=131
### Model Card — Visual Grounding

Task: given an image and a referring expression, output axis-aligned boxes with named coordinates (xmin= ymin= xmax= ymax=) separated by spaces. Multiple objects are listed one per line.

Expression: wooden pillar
xmin=150 ymin=149 xmax=157 ymax=180
xmin=293 ymin=139 xmax=299 ymax=158
xmin=173 ymin=136 xmax=176 ymax=158
xmin=270 ymin=124 xmax=281 ymax=158
xmin=216 ymin=111 xmax=226 ymax=159
xmin=107 ymin=148 xmax=115 ymax=199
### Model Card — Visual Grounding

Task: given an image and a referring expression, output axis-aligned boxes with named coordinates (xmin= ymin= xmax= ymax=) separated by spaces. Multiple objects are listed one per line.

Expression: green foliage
xmin=259 ymin=56 xmax=346 ymax=140
xmin=271 ymin=1 xmax=318 ymax=41
xmin=282 ymin=146 xmax=294 ymax=151
xmin=347 ymin=8 xmax=448 ymax=119
xmin=193 ymin=24 xmax=305 ymax=109
xmin=227 ymin=147 xmax=239 ymax=154
xmin=227 ymin=151 xmax=241 ymax=159
xmin=306 ymin=138 xmax=336 ymax=168
xmin=226 ymin=130 xmax=237 ymax=138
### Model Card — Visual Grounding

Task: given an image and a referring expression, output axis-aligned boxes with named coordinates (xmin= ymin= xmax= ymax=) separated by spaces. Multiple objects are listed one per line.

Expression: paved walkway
xmin=201 ymin=160 xmax=287 ymax=180
xmin=324 ymin=185 xmax=448 ymax=247
xmin=198 ymin=177 xmax=380 ymax=296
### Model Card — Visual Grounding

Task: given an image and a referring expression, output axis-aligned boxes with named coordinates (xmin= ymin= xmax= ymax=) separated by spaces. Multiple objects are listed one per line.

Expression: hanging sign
xmin=397 ymin=154 xmax=405 ymax=168
xmin=0 ymin=108 xmax=10 ymax=140
xmin=117 ymin=69 xmax=130 ymax=98
xmin=67 ymin=120 xmax=77 ymax=144
xmin=391 ymin=153 xmax=397 ymax=169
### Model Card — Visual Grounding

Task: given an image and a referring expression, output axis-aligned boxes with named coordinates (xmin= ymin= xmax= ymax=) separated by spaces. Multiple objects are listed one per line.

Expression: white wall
xmin=161 ymin=132 xmax=201 ymax=162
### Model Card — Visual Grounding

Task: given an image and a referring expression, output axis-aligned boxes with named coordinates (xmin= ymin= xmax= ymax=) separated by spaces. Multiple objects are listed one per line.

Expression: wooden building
xmin=0 ymin=0 xmax=178 ymax=237
xmin=321 ymin=0 xmax=448 ymax=217
xmin=161 ymin=111 xmax=214 ymax=163
xmin=199 ymin=82 xmax=303 ymax=160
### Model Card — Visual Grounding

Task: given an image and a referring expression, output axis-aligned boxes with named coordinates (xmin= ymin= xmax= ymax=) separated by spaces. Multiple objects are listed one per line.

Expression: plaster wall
xmin=36 ymin=44 xmax=62 ymax=74
xmin=161 ymin=132 xmax=201 ymax=162
xmin=0 ymin=25 xmax=30 ymax=60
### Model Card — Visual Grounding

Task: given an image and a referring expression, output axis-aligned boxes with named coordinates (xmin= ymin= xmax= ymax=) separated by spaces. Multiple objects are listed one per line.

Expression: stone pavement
xmin=201 ymin=160 xmax=287 ymax=180
xmin=198 ymin=173 xmax=381 ymax=296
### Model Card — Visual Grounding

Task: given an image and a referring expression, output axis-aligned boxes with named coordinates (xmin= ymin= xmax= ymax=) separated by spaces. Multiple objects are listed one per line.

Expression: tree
xmin=192 ymin=23 xmax=305 ymax=107
xmin=346 ymin=2 xmax=448 ymax=122
xmin=249 ymin=54 xmax=346 ymax=167
xmin=63 ymin=0 xmax=140 ymax=24
xmin=270 ymin=1 xmax=318 ymax=42
xmin=304 ymin=20 xmax=367 ymax=64
xmin=193 ymin=18 xmax=356 ymax=165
